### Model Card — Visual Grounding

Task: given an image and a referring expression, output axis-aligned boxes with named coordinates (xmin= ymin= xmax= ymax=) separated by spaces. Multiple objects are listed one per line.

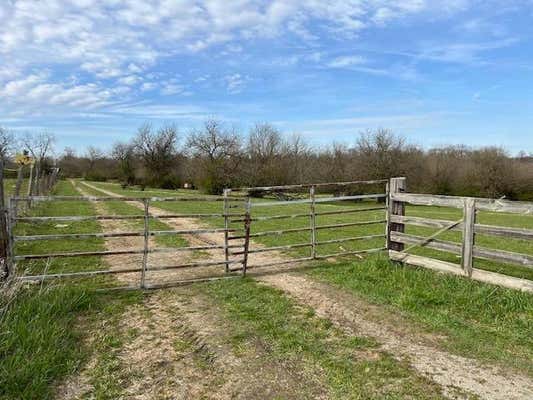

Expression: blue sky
xmin=1 ymin=0 xmax=532 ymax=154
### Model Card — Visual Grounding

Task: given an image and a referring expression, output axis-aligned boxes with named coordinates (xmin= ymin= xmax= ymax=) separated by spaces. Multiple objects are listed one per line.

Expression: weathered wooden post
xmin=27 ymin=162 xmax=34 ymax=209
xmin=387 ymin=177 xmax=407 ymax=254
xmin=310 ymin=185 xmax=317 ymax=259
xmin=223 ymin=188 xmax=231 ymax=273
xmin=5 ymin=198 xmax=15 ymax=278
xmin=241 ymin=197 xmax=252 ymax=276
xmin=140 ymin=198 xmax=150 ymax=288
xmin=0 ymin=161 xmax=7 ymax=279
xmin=461 ymin=198 xmax=476 ymax=277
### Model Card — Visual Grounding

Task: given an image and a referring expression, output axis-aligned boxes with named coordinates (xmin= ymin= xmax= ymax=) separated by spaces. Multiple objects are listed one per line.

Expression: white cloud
xmin=416 ymin=38 xmax=519 ymax=64
xmin=140 ymin=82 xmax=157 ymax=92
xmin=160 ymin=83 xmax=185 ymax=95
xmin=0 ymin=73 xmax=118 ymax=113
xmin=0 ymin=0 xmax=491 ymax=114
xmin=117 ymin=75 xmax=142 ymax=86
xmin=224 ymin=73 xmax=249 ymax=94
xmin=327 ymin=55 xmax=367 ymax=68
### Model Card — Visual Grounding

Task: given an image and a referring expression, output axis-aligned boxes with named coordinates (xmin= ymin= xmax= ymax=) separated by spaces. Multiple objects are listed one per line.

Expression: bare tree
xmin=112 ymin=142 xmax=136 ymax=186
xmin=85 ymin=146 xmax=103 ymax=175
xmin=0 ymin=127 xmax=14 ymax=161
xmin=283 ymin=133 xmax=312 ymax=184
xmin=187 ymin=119 xmax=242 ymax=194
xmin=469 ymin=147 xmax=516 ymax=198
xmin=21 ymin=132 xmax=55 ymax=195
xmin=247 ymin=123 xmax=285 ymax=185
xmin=133 ymin=123 xmax=180 ymax=188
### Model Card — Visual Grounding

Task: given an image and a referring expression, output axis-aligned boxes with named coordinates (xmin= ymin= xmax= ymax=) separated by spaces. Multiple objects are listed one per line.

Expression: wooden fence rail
xmin=387 ymin=177 xmax=533 ymax=292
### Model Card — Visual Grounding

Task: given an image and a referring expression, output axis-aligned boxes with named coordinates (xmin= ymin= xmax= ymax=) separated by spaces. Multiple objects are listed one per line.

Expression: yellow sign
xmin=15 ymin=153 xmax=34 ymax=166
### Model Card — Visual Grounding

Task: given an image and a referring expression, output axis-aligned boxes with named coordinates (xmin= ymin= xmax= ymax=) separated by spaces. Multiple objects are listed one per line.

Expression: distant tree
xmin=133 ymin=123 xmax=180 ymax=188
xmin=426 ymin=146 xmax=469 ymax=194
xmin=21 ymin=132 xmax=55 ymax=195
xmin=187 ymin=119 xmax=242 ymax=194
xmin=112 ymin=142 xmax=136 ymax=186
xmin=85 ymin=146 xmax=103 ymax=175
xmin=282 ymin=133 xmax=312 ymax=184
xmin=247 ymin=123 xmax=285 ymax=185
xmin=469 ymin=147 xmax=516 ymax=198
xmin=0 ymin=126 xmax=13 ymax=161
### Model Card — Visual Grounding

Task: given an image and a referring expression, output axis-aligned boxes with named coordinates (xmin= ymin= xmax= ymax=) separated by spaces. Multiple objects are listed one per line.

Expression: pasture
xmin=1 ymin=179 xmax=532 ymax=400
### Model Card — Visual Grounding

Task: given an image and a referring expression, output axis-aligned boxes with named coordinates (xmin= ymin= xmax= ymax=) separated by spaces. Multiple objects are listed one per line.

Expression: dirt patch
xmin=78 ymin=181 xmax=533 ymax=400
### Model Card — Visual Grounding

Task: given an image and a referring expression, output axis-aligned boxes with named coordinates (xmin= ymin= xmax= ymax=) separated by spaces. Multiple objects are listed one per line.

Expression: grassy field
xmin=86 ymin=180 xmax=533 ymax=280
xmin=200 ymin=278 xmax=446 ymax=399
xmin=2 ymin=179 xmax=531 ymax=398
xmin=81 ymin=180 xmax=533 ymax=374
xmin=1 ymin=180 xmax=143 ymax=400
xmin=13 ymin=181 xmax=107 ymax=275
xmin=310 ymin=254 xmax=533 ymax=376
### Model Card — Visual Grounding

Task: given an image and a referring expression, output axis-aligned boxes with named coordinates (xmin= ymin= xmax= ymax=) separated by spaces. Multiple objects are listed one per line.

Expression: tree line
xmin=2 ymin=122 xmax=532 ymax=200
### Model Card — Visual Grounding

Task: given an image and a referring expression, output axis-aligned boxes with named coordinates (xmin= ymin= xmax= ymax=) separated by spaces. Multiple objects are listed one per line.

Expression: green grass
xmin=76 ymin=182 xmax=189 ymax=249
xmin=87 ymin=180 xmax=532 ymax=280
xmin=1 ymin=179 xmax=143 ymax=399
xmin=202 ymin=278 xmax=446 ymax=399
xmin=309 ymin=254 xmax=533 ymax=376
xmin=405 ymin=205 xmax=533 ymax=280
xmin=14 ymin=180 xmax=106 ymax=275
xmin=87 ymin=180 xmax=387 ymax=257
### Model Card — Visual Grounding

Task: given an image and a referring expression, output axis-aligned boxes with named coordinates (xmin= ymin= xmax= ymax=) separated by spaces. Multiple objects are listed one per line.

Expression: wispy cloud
xmin=327 ymin=56 xmax=367 ymax=68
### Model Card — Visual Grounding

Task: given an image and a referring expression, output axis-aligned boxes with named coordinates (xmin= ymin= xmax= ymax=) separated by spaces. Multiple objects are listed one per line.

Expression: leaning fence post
xmin=5 ymin=198 xmax=15 ymax=278
xmin=310 ymin=185 xmax=317 ymax=259
xmin=461 ymin=198 xmax=476 ymax=277
xmin=140 ymin=198 xmax=150 ymax=288
xmin=241 ymin=197 xmax=252 ymax=276
xmin=223 ymin=189 xmax=231 ymax=273
xmin=387 ymin=177 xmax=407 ymax=254
xmin=27 ymin=163 xmax=34 ymax=208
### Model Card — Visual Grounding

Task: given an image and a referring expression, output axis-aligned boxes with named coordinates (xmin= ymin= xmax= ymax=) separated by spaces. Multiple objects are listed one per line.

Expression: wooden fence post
xmin=310 ymin=185 xmax=317 ymax=259
xmin=241 ymin=198 xmax=252 ymax=276
xmin=461 ymin=198 xmax=476 ymax=277
xmin=223 ymin=189 xmax=230 ymax=273
xmin=388 ymin=177 xmax=407 ymax=253
xmin=27 ymin=163 xmax=34 ymax=209
xmin=0 ymin=159 xmax=8 ymax=279
xmin=5 ymin=198 xmax=15 ymax=278
xmin=140 ymin=198 xmax=150 ymax=288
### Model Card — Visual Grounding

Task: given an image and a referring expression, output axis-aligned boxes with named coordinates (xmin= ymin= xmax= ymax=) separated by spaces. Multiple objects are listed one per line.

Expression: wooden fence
xmin=387 ymin=177 xmax=533 ymax=292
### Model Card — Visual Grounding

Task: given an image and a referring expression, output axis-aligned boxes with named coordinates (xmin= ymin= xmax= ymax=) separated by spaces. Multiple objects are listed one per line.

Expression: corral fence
xmin=3 ymin=195 xmax=249 ymax=288
xmin=388 ymin=177 xmax=533 ymax=292
xmin=1 ymin=178 xmax=532 ymax=292
xmin=1 ymin=179 xmax=388 ymax=287
xmin=225 ymin=179 xmax=389 ymax=272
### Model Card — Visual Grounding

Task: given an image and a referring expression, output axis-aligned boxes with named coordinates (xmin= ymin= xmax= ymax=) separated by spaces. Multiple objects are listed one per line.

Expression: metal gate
xmin=5 ymin=179 xmax=389 ymax=289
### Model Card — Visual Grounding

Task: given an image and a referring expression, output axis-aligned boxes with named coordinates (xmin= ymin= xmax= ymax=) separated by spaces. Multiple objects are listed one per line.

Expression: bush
xmin=85 ymin=172 xmax=108 ymax=182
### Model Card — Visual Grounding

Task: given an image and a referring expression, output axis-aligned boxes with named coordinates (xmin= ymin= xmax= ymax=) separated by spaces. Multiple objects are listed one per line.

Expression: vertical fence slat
xmin=388 ymin=177 xmax=407 ymax=253
xmin=0 ymin=161 xmax=7 ymax=279
xmin=6 ymin=198 xmax=15 ymax=278
xmin=461 ymin=198 xmax=476 ymax=277
xmin=223 ymin=189 xmax=230 ymax=273
xmin=310 ymin=185 xmax=317 ymax=259
xmin=140 ymin=198 xmax=150 ymax=288
xmin=242 ymin=198 xmax=252 ymax=276
xmin=384 ymin=181 xmax=390 ymax=250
